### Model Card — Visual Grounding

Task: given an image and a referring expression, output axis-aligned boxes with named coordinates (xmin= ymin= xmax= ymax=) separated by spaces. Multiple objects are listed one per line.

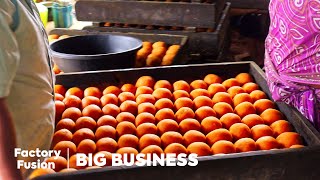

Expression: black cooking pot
xmin=50 ymin=34 xmax=142 ymax=72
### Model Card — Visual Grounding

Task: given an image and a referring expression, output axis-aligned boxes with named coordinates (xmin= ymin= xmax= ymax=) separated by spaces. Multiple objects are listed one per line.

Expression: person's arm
xmin=0 ymin=98 xmax=23 ymax=180
xmin=0 ymin=2 xmax=22 ymax=179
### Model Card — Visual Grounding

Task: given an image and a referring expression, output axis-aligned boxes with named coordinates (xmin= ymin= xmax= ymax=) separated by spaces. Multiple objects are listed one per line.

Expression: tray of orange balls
xmin=32 ymin=61 xmax=320 ymax=180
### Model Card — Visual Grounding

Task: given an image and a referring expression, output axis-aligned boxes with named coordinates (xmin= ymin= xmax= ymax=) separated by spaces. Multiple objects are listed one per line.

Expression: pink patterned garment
xmin=265 ymin=0 xmax=320 ymax=131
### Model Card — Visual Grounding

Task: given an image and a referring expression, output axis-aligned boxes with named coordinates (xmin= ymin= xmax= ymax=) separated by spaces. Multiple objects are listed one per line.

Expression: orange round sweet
xmin=154 ymin=80 xmax=173 ymax=91
xmin=100 ymin=94 xmax=118 ymax=106
xmin=234 ymin=138 xmax=256 ymax=152
xmin=68 ymin=154 xmax=86 ymax=169
xmin=201 ymin=116 xmax=222 ymax=134
xmin=73 ymin=128 xmax=95 ymax=145
xmin=213 ymin=102 xmax=233 ymax=118
xmin=195 ymin=106 xmax=216 ymax=122
xmin=260 ymin=109 xmax=284 ymax=125
xmin=193 ymin=96 xmax=213 ymax=109
xmin=140 ymin=145 xmax=164 ymax=159
xmin=190 ymin=89 xmax=210 ymax=99
xmin=203 ymin=74 xmax=223 ymax=85
xmin=55 ymin=84 xmax=66 ymax=96
xmin=59 ymin=168 xmax=77 ymax=173
xmin=63 ymin=95 xmax=82 ymax=109
xmin=138 ymin=102 xmax=156 ymax=115
xmin=120 ymin=100 xmax=138 ymax=115
xmin=103 ymin=86 xmax=121 ymax=96
xmin=97 ymin=115 xmax=117 ymax=128
xmin=84 ymin=87 xmax=102 ymax=98
xmin=173 ymin=90 xmax=190 ymax=101
xmin=118 ymin=134 xmax=139 ymax=149
xmin=250 ymin=90 xmax=267 ymax=102
xmin=116 ymin=112 xmax=135 ymax=124
xmin=96 ymin=137 xmax=118 ymax=153
xmin=276 ymin=132 xmax=303 ymax=148
xmin=222 ymin=78 xmax=240 ymax=89
xmin=227 ymin=86 xmax=245 ymax=98
xmin=116 ymin=121 xmax=137 ymax=136
xmin=229 ymin=123 xmax=252 ymax=141
xmin=208 ymin=83 xmax=227 ymax=98
xmin=82 ymin=96 xmax=101 ymax=109
xmin=211 ymin=140 xmax=236 ymax=154
xmin=157 ymin=119 xmax=179 ymax=134
xmin=152 ymin=41 xmax=166 ymax=48
xmin=152 ymin=88 xmax=173 ymax=100
xmin=241 ymin=114 xmax=264 ymax=128
xmin=102 ymin=104 xmax=120 ymax=117
xmin=235 ymin=73 xmax=254 ymax=86
xmin=155 ymin=108 xmax=175 ymax=123
xmin=51 ymin=129 xmax=73 ymax=147
xmin=253 ymin=99 xmax=276 ymax=114
xmin=174 ymin=97 xmax=194 ymax=110
xmin=135 ymin=86 xmax=154 ymax=97
xmin=206 ymin=129 xmax=233 ymax=146
xmin=55 ymin=100 xmax=65 ymax=121
xmin=136 ymin=123 xmax=158 ymax=138
xmin=75 ymin=116 xmax=97 ymax=131
xmin=53 ymin=141 xmax=76 ymax=158
xmin=45 ymin=156 xmax=67 ymax=172
xmin=233 ymin=93 xmax=253 ymax=107
xmin=116 ymin=147 xmax=139 ymax=160
xmin=190 ymin=80 xmax=208 ymax=90
xmin=61 ymin=107 xmax=82 ymax=121
xmin=290 ymin=145 xmax=305 ymax=149
xmin=212 ymin=92 xmax=233 ymax=105
xmin=66 ymin=87 xmax=84 ymax=99
xmin=242 ymin=82 xmax=260 ymax=94
xmin=234 ymin=102 xmax=256 ymax=118
xmin=154 ymin=98 xmax=174 ymax=110
xmin=251 ymin=124 xmax=274 ymax=141
xmin=175 ymin=107 xmax=195 ymax=123
xmin=94 ymin=151 xmax=113 ymax=166
xmin=139 ymin=134 xmax=161 ymax=150
xmin=220 ymin=113 xmax=242 ymax=129
xmin=95 ymin=125 xmax=116 ymax=140
xmin=28 ymin=168 xmax=56 ymax=179
xmin=161 ymin=131 xmax=184 ymax=148
xmin=121 ymin=83 xmax=136 ymax=94
xmin=183 ymin=130 xmax=206 ymax=146
xmin=56 ymin=118 xmax=75 ymax=132
xmin=77 ymin=139 xmax=96 ymax=154
xmin=270 ymin=120 xmax=293 ymax=137
xmin=135 ymin=76 xmax=156 ymax=88
xmin=256 ymin=136 xmax=280 ymax=150
xmin=164 ymin=143 xmax=187 ymax=156
xmin=118 ymin=92 xmax=135 ymax=104
xmin=187 ymin=142 xmax=212 ymax=156
xmin=136 ymin=94 xmax=156 ymax=105
xmin=179 ymin=118 xmax=201 ymax=135
xmin=135 ymin=112 xmax=155 ymax=126
xmin=173 ymin=80 xmax=191 ymax=93
xmin=82 ymin=104 xmax=103 ymax=120
xmin=55 ymin=93 xmax=64 ymax=101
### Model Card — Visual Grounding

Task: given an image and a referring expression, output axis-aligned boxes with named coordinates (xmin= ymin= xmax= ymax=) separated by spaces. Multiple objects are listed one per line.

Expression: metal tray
xmin=37 ymin=61 xmax=320 ymax=180
xmin=75 ymin=0 xmax=226 ymax=28
xmin=83 ymin=2 xmax=230 ymax=60
xmin=229 ymin=0 xmax=270 ymax=10
xmin=49 ymin=29 xmax=190 ymax=66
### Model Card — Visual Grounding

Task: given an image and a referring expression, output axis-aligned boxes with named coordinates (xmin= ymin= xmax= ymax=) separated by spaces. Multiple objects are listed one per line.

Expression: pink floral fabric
xmin=265 ymin=0 xmax=320 ymax=131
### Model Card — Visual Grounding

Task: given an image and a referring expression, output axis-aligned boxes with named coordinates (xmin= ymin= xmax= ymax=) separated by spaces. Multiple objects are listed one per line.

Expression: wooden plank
xmin=75 ymin=1 xmax=218 ymax=28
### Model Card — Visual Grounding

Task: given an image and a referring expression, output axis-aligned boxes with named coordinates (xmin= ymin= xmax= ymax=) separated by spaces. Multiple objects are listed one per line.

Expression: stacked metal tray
xmin=38 ymin=61 xmax=320 ymax=180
